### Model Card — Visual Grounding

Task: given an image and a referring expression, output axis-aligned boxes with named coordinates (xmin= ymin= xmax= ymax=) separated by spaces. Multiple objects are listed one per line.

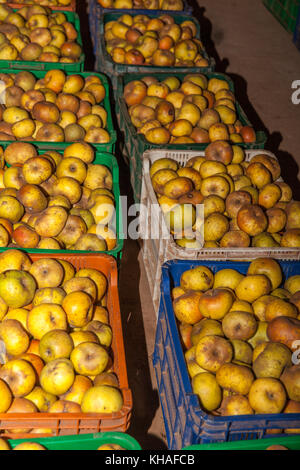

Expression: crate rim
xmin=8 ymin=431 xmax=142 ymax=450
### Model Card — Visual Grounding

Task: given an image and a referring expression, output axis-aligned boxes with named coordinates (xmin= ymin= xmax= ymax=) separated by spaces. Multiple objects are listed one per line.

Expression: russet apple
xmin=235 ymin=274 xmax=272 ymax=303
xmin=62 ymin=291 xmax=94 ymax=328
xmin=40 ymin=358 xmax=75 ymax=396
xmin=25 ymin=385 xmax=56 ymax=412
xmin=253 ymin=342 xmax=291 ymax=379
xmin=29 ymin=258 xmax=64 ymax=289
xmin=0 ymin=358 xmax=36 ymax=397
xmin=195 ymin=335 xmax=233 ymax=373
xmin=39 ymin=329 xmax=74 ymax=363
xmin=27 ymin=303 xmax=68 ymax=340
xmin=216 ymin=362 xmax=254 ymax=395
xmin=6 ymin=397 xmax=38 ymax=433
xmin=81 ymin=385 xmax=123 ymax=414
xmin=248 ymin=377 xmax=286 ymax=414
xmin=70 ymin=341 xmax=109 ymax=377
xmin=192 ymin=371 xmax=222 ymax=412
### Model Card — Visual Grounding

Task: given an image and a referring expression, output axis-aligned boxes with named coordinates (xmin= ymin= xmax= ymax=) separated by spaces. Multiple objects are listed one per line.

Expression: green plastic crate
xmin=95 ymin=11 xmax=215 ymax=99
xmin=263 ymin=0 xmax=300 ymax=33
xmin=117 ymin=71 xmax=268 ymax=203
xmin=0 ymin=10 xmax=85 ymax=72
xmin=8 ymin=432 xmax=142 ymax=450
xmin=183 ymin=435 xmax=300 ymax=450
xmin=0 ymin=69 xmax=116 ymax=154
xmin=0 ymin=146 xmax=124 ymax=262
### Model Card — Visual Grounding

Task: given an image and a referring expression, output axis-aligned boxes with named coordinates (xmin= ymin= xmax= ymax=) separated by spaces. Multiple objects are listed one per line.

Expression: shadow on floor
xmin=78 ymin=0 xmax=95 ymax=70
xmin=115 ymin=119 xmax=166 ymax=450
xmin=191 ymin=4 xmax=230 ymax=73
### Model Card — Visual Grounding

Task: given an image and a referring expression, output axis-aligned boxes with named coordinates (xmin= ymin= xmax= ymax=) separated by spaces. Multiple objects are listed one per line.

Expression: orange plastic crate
xmin=6 ymin=0 xmax=76 ymax=11
xmin=0 ymin=252 xmax=132 ymax=438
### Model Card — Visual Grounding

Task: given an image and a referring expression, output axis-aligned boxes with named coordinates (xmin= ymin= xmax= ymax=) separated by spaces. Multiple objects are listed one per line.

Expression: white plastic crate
xmin=139 ymin=148 xmax=300 ymax=316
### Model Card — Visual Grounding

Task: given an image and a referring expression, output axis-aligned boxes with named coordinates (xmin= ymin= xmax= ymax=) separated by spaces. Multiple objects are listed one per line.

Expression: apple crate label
xmin=105 ymin=456 xmax=140 ymax=468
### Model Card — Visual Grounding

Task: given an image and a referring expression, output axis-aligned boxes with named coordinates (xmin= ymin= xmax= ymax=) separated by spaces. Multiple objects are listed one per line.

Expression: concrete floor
xmin=81 ymin=0 xmax=300 ymax=450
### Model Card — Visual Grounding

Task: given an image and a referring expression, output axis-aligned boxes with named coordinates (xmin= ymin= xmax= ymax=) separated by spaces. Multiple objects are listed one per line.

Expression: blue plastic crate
xmin=153 ymin=259 xmax=300 ymax=450
xmin=88 ymin=0 xmax=193 ymax=52
xmin=293 ymin=4 xmax=300 ymax=49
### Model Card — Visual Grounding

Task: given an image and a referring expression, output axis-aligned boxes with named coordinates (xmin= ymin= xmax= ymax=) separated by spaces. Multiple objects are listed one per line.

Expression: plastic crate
xmin=0 ymin=252 xmax=132 ymax=438
xmin=293 ymin=4 xmax=300 ymax=49
xmin=0 ymin=70 xmax=116 ymax=154
xmin=0 ymin=146 xmax=124 ymax=261
xmin=94 ymin=12 xmax=215 ymax=99
xmin=183 ymin=434 xmax=300 ymax=450
xmin=117 ymin=71 xmax=268 ymax=203
xmin=0 ymin=10 xmax=84 ymax=72
xmin=88 ymin=0 xmax=193 ymax=53
xmin=6 ymin=0 xmax=76 ymax=12
xmin=153 ymin=258 xmax=300 ymax=450
xmin=263 ymin=0 xmax=300 ymax=33
xmin=7 ymin=432 xmax=141 ymax=450
xmin=139 ymin=148 xmax=300 ymax=316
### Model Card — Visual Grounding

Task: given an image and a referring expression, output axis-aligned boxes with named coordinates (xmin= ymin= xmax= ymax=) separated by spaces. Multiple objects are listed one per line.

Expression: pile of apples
xmin=0 ymin=69 xmax=111 ymax=143
xmin=0 ymin=0 xmax=73 ymax=6
xmin=149 ymin=141 xmax=300 ymax=248
xmin=123 ymin=74 xmax=257 ymax=145
xmin=105 ymin=14 xmax=209 ymax=68
xmin=98 ymin=0 xmax=183 ymax=11
xmin=0 ymin=4 xmax=82 ymax=62
xmin=173 ymin=258 xmax=300 ymax=422
xmin=0 ymin=141 xmax=117 ymax=251
xmin=0 ymin=249 xmax=124 ymax=432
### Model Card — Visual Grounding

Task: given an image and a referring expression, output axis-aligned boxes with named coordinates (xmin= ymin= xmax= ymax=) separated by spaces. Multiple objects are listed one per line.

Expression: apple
xmin=29 ymin=258 xmax=64 ymax=289
xmin=70 ymin=341 xmax=109 ymax=377
xmin=6 ymin=397 xmax=38 ymax=434
xmin=25 ymin=385 xmax=56 ymax=412
xmin=81 ymin=385 xmax=123 ymax=413
xmin=0 ymin=318 xmax=30 ymax=356
xmin=173 ymin=291 xmax=203 ymax=324
xmin=14 ymin=442 xmax=46 ymax=451
xmin=248 ymin=378 xmax=286 ymax=414
xmin=222 ymin=311 xmax=257 ymax=341
xmin=39 ymin=329 xmax=74 ymax=363
xmin=61 ymin=375 xmax=93 ymax=406
xmin=0 ymin=358 xmax=36 ymax=397
xmin=253 ymin=342 xmax=291 ymax=379
xmin=0 ymin=270 xmax=36 ymax=308
xmin=27 ymin=303 xmax=67 ymax=340
xmin=192 ymin=372 xmax=222 ymax=412
xmin=220 ymin=395 xmax=254 ymax=416
xmin=40 ymin=358 xmax=75 ymax=396
xmin=235 ymin=274 xmax=272 ymax=303
xmin=0 ymin=377 xmax=13 ymax=413
xmin=216 ymin=362 xmax=254 ymax=395
xmin=198 ymin=288 xmax=234 ymax=320
xmin=83 ymin=320 xmax=113 ymax=348
xmin=195 ymin=335 xmax=233 ymax=373
xmin=62 ymin=291 xmax=94 ymax=328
